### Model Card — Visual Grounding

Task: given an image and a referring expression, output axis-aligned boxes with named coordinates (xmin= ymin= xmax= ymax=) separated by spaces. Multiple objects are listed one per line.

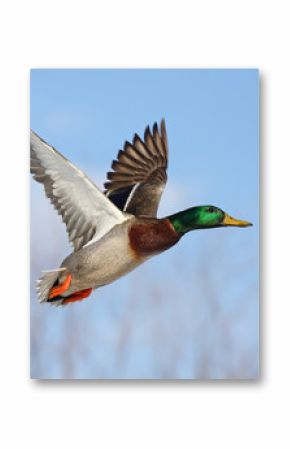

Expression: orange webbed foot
xmin=62 ymin=288 xmax=93 ymax=305
xmin=49 ymin=274 xmax=72 ymax=299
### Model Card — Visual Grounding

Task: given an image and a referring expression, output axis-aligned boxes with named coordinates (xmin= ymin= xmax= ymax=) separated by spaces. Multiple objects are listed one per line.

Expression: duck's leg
xmin=62 ymin=288 xmax=93 ymax=305
xmin=48 ymin=274 xmax=72 ymax=299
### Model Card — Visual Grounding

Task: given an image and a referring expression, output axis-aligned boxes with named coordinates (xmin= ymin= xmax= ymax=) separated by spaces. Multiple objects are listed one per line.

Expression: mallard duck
xmin=31 ymin=120 xmax=252 ymax=306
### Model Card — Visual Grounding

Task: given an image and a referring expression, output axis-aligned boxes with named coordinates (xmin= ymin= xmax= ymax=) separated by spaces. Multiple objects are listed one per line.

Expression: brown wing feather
xmin=105 ymin=119 xmax=168 ymax=217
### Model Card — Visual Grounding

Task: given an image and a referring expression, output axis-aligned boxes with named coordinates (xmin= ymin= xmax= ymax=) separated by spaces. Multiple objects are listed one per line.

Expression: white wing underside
xmin=30 ymin=130 xmax=127 ymax=251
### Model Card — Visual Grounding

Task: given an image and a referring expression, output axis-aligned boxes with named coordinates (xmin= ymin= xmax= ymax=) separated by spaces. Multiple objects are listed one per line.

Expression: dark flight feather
xmin=105 ymin=119 xmax=168 ymax=217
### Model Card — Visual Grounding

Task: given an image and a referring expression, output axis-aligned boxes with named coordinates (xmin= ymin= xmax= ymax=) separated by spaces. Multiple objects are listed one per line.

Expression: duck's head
xmin=167 ymin=205 xmax=252 ymax=235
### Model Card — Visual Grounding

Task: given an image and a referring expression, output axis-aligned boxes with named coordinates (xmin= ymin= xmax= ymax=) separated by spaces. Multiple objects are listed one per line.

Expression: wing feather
xmin=31 ymin=130 xmax=127 ymax=251
xmin=105 ymin=119 xmax=169 ymax=217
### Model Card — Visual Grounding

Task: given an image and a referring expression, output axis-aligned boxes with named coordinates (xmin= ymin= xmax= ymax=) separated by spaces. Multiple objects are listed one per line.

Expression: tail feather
xmin=36 ymin=268 xmax=66 ymax=305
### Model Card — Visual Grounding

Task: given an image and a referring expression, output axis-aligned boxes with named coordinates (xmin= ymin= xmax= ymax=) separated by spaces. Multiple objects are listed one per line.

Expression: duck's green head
xmin=167 ymin=205 xmax=252 ymax=235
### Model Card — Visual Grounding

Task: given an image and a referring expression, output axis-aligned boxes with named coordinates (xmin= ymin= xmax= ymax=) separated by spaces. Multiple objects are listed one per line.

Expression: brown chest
xmin=128 ymin=218 xmax=180 ymax=258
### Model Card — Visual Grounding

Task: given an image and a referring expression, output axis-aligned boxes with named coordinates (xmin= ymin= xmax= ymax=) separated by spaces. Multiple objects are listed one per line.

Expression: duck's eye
xmin=208 ymin=207 xmax=214 ymax=213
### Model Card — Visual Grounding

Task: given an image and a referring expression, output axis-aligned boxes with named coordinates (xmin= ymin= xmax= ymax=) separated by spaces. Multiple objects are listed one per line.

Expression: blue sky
xmin=30 ymin=69 xmax=259 ymax=379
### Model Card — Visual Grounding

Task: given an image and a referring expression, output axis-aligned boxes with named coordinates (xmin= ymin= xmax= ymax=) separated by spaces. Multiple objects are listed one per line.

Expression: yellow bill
xmin=222 ymin=213 xmax=253 ymax=227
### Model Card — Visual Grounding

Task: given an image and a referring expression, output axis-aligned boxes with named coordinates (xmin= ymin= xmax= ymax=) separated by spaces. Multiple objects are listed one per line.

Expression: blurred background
xmin=30 ymin=69 xmax=259 ymax=379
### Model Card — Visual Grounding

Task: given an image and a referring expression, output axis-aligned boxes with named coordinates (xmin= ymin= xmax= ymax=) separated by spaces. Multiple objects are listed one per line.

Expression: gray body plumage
xmin=58 ymin=218 xmax=145 ymax=297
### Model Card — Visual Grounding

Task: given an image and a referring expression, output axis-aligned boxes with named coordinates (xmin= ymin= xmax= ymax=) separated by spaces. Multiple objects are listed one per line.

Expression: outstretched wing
xmin=104 ymin=119 xmax=168 ymax=217
xmin=30 ymin=130 xmax=127 ymax=252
